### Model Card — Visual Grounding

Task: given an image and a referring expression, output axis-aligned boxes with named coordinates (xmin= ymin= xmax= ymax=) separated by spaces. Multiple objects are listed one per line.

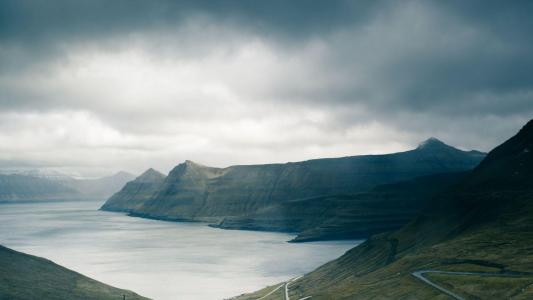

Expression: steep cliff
xmin=102 ymin=139 xmax=485 ymax=239
xmin=101 ymin=168 xmax=166 ymax=212
xmin=215 ymin=172 xmax=468 ymax=241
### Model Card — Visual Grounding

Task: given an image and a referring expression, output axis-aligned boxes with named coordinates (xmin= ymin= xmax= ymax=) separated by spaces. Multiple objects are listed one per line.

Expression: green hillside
xmin=214 ymin=172 xmax=467 ymax=242
xmin=101 ymin=168 xmax=166 ymax=212
xmin=233 ymin=119 xmax=533 ymax=299
xmin=102 ymin=139 xmax=484 ymax=241
xmin=0 ymin=245 xmax=148 ymax=300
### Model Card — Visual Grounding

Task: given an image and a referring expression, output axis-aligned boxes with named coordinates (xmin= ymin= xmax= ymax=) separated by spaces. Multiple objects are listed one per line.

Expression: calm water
xmin=0 ymin=201 xmax=360 ymax=300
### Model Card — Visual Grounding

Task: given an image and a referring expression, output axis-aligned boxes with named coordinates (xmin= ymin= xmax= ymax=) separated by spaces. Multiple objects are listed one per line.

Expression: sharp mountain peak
xmin=136 ymin=168 xmax=166 ymax=182
xmin=416 ymin=137 xmax=458 ymax=151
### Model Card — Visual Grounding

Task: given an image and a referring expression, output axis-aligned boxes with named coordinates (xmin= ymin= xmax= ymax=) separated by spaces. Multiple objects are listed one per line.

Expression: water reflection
xmin=0 ymin=201 xmax=360 ymax=300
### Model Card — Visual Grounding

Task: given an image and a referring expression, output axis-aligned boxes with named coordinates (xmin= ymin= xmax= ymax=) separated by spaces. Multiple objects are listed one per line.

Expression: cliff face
xmin=103 ymin=139 xmax=485 ymax=228
xmin=215 ymin=172 xmax=468 ymax=241
xmin=101 ymin=168 xmax=166 ymax=212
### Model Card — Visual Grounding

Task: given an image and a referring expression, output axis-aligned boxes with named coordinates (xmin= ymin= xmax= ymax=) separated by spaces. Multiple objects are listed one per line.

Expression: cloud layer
xmin=1 ymin=0 xmax=532 ymax=176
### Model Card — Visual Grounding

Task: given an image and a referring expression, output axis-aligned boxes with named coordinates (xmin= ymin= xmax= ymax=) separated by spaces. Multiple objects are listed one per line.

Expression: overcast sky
xmin=1 ymin=0 xmax=532 ymax=177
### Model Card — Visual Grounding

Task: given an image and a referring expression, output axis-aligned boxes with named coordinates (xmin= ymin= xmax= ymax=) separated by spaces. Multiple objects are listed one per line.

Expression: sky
xmin=1 ymin=0 xmax=532 ymax=177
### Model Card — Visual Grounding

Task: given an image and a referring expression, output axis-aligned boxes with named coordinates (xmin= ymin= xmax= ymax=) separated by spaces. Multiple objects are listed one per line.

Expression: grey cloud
xmin=0 ymin=0 xmax=532 ymax=175
xmin=0 ymin=0 xmax=377 ymax=44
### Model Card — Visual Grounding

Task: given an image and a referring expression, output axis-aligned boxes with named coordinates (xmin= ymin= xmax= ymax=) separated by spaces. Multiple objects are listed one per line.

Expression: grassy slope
xmin=0 ymin=245 xmax=148 ymax=300
xmin=234 ymin=119 xmax=533 ymax=300
xmin=101 ymin=168 xmax=166 ymax=212
xmin=104 ymin=145 xmax=481 ymax=242
xmin=215 ymin=172 xmax=467 ymax=242
xmin=103 ymin=141 xmax=484 ymax=225
xmin=426 ymin=273 xmax=533 ymax=300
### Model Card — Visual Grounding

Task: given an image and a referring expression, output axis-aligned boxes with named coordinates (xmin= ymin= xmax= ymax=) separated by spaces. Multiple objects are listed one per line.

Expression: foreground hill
xmin=0 ymin=245 xmax=148 ymax=300
xmin=102 ymin=138 xmax=484 ymax=240
xmin=234 ymin=119 xmax=533 ymax=299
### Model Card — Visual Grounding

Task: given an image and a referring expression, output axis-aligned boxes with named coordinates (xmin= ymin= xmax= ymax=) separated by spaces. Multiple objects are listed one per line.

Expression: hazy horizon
xmin=0 ymin=136 xmax=484 ymax=179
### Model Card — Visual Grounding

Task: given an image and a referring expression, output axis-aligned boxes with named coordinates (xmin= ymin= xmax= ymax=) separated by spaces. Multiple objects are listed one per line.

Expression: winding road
xmin=412 ymin=270 xmax=529 ymax=300
xmin=256 ymin=269 xmax=530 ymax=300
xmin=256 ymin=284 xmax=284 ymax=300
xmin=284 ymin=276 xmax=303 ymax=300
xmin=255 ymin=276 xmax=311 ymax=300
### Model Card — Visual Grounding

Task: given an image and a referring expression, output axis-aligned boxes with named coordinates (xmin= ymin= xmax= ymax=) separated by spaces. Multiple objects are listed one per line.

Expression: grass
xmin=232 ymin=192 xmax=533 ymax=300
xmin=229 ymin=283 xmax=285 ymax=300
xmin=425 ymin=273 xmax=533 ymax=300
xmin=0 ymin=245 xmax=149 ymax=300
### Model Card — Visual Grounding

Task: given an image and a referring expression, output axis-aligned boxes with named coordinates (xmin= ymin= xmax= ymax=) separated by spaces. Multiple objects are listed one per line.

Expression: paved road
xmin=412 ymin=271 xmax=466 ymax=300
xmin=258 ymin=269 xmax=529 ymax=300
xmin=257 ymin=284 xmax=284 ymax=300
xmin=284 ymin=276 xmax=303 ymax=300
xmin=412 ymin=270 xmax=529 ymax=300
xmin=255 ymin=276 xmax=311 ymax=300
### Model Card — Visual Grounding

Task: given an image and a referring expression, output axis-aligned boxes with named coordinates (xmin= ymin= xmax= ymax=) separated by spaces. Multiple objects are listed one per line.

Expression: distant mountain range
xmin=234 ymin=119 xmax=533 ymax=299
xmin=65 ymin=171 xmax=136 ymax=200
xmin=0 ymin=171 xmax=135 ymax=202
xmin=102 ymin=138 xmax=485 ymax=240
xmin=0 ymin=245 xmax=148 ymax=300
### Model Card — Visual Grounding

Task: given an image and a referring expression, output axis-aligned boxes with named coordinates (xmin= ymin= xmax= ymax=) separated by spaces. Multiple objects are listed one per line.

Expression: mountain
xmin=102 ymin=139 xmax=485 ymax=240
xmin=0 ymin=171 xmax=135 ymax=202
xmin=0 ymin=169 xmax=79 ymax=181
xmin=233 ymin=119 xmax=533 ymax=299
xmin=0 ymin=174 xmax=79 ymax=202
xmin=66 ymin=171 xmax=136 ymax=200
xmin=101 ymin=168 xmax=166 ymax=212
xmin=0 ymin=245 xmax=148 ymax=300
xmin=214 ymin=171 xmax=468 ymax=242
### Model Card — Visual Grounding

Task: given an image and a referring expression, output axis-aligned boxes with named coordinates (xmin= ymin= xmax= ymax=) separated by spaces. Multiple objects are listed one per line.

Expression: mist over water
xmin=0 ymin=201 xmax=359 ymax=300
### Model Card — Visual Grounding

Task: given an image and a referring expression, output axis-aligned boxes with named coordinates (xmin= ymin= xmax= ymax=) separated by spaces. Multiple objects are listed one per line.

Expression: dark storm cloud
xmin=0 ymin=0 xmax=532 ymax=175
xmin=2 ymin=0 xmax=533 ymax=107
xmin=0 ymin=0 xmax=380 ymax=75
xmin=0 ymin=0 xmax=377 ymax=43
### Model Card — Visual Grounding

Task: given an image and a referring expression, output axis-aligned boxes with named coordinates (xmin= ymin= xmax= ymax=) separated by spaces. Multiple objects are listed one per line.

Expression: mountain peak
xmin=183 ymin=160 xmax=210 ymax=168
xmin=416 ymin=137 xmax=453 ymax=151
xmin=136 ymin=168 xmax=165 ymax=182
